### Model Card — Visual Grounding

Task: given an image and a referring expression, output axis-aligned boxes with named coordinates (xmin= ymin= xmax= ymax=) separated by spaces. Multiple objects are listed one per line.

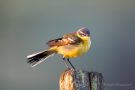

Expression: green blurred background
xmin=1 ymin=0 xmax=135 ymax=90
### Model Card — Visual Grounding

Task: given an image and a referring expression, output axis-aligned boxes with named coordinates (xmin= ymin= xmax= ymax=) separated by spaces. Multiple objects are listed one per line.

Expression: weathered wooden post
xmin=59 ymin=69 xmax=104 ymax=90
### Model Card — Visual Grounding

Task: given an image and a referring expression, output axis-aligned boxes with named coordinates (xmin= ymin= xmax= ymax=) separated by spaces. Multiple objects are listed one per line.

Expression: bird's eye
xmin=79 ymin=32 xmax=86 ymax=36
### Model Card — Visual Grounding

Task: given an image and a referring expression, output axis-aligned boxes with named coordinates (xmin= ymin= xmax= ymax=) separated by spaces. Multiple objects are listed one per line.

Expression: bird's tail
xmin=27 ymin=50 xmax=55 ymax=67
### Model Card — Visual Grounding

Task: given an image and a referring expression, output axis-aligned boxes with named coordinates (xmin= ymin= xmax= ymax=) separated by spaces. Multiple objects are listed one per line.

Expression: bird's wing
xmin=46 ymin=33 xmax=81 ymax=47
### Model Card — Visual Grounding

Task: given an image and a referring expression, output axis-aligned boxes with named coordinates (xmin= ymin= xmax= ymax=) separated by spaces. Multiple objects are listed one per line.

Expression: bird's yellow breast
xmin=57 ymin=37 xmax=91 ymax=58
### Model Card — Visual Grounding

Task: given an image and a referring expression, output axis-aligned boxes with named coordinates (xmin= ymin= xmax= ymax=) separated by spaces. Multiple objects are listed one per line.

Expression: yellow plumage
xmin=51 ymin=35 xmax=91 ymax=58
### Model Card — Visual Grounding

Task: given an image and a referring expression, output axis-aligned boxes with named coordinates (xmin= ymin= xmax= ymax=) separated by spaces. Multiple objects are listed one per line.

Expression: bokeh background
xmin=1 ymin=0 xmax=135 ymax=90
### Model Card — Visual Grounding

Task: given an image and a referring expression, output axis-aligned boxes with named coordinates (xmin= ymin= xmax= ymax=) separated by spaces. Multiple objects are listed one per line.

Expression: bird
xmin=27 ymin=27 xmax=91 ymax=69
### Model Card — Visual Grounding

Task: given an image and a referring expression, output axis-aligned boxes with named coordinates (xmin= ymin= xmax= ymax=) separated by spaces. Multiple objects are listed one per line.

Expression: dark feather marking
xmin=46 ymin=33 xmax=82 ymax=47
xmin=27 ymin=51 xmax=54 ymax=66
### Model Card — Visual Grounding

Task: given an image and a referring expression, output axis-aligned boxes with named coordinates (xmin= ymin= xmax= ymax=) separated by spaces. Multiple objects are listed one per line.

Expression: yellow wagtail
xmin=27 ymin=27 xmax=91 ymax=69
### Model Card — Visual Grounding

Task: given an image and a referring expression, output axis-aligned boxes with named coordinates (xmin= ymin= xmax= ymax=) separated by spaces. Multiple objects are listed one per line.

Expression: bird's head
xmin=77 ymin=27 xmax=90 ymax=40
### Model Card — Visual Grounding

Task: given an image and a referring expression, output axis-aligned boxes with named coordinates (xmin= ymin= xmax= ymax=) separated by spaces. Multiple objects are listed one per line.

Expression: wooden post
xmin=59 ymin=69 xmax=104 ymax=90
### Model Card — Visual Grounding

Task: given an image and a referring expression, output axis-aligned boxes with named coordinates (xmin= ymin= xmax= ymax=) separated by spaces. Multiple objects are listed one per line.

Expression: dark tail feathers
xmin=27 ymin=50 xmax=55 ymax=67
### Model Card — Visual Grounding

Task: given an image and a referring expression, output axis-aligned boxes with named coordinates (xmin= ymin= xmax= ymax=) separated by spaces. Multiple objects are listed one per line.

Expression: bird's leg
xmin=62 ymin=57 xmax=70 ymax=69
xmin=67 ymin=58 xmax=75 ymax=70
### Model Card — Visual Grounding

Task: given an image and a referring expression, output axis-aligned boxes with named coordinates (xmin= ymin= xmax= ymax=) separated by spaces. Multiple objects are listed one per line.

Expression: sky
xmin=1 ymin=0 xmax=135 ymax=90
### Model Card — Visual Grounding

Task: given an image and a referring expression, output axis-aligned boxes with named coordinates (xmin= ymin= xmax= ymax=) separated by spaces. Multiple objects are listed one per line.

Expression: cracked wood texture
xmin=59 ymin=69 xmax=104 ymax=90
